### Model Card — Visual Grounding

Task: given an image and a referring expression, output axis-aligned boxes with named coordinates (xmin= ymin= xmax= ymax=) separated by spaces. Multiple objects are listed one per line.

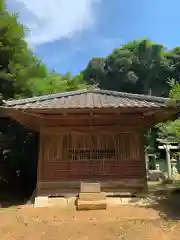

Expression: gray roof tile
xmin=5 ymin=89 xmax=171 ymax=109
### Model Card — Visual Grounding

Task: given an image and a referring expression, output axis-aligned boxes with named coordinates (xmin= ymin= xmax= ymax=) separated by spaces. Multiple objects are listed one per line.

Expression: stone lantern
xmin=171 ymin=158 xmax=178 ymax=180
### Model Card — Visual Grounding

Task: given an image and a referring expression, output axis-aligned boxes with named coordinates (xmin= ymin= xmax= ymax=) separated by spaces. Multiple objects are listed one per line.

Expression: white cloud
xmin=7 ymin=0 xmax=101 ymax=46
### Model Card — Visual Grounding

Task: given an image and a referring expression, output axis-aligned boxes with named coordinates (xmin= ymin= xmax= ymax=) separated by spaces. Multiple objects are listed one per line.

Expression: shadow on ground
xmin=145 ymin=190 xmax=180 ymax=221
xmin=0 ymin=188 xmax=34 ymax=208
xmin=0 ymin=193 xmax=29 ymax=208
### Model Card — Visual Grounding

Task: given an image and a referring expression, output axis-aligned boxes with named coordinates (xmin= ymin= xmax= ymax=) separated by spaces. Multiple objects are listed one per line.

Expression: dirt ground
xmin=1 ymin=199 xmax=180 ymax=240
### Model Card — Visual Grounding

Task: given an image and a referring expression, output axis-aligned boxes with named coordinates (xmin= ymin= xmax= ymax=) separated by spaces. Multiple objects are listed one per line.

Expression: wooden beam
xmin=21 ymin=111 xmax=143 ymax=121
xmin=8 ymin=109 xmax=40 ymax=131
xmin=143 ymin=108 xmax=177 ymax=117
xmin=142 ymin=108 xmax=179 ymax=129
xmin=22 ymin=107 xmax=163 ymax=115
xmin=41 ymin=125 xmax=142 ymax=134
xmin=2 ymin=104 xmax=178 ymax=133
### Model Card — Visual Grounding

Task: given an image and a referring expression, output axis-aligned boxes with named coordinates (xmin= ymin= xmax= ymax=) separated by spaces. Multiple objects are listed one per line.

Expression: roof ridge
xmin=5 ymin=89 xmax=89 ymax=106
xmin=92 ymin=89 xmax=169 ymax=103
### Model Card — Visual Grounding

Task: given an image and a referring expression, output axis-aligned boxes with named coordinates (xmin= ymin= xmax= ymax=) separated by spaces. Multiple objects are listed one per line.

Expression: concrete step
xmin=79 ymin=192 xmax=106 ymax=201
xmin=80 ymin=182 xmax=101 ymax=193
xmin=77 ymin=199 xmax=107 ymax=210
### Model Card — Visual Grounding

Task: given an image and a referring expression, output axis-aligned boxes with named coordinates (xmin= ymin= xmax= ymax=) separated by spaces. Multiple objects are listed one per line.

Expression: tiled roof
xmin=5 ymin=88 xmax=171 ymax=109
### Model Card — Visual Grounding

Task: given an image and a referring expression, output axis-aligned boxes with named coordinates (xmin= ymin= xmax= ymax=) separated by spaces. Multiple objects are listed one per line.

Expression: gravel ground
xmin=0 ymin=199 xmax=180 ymax=240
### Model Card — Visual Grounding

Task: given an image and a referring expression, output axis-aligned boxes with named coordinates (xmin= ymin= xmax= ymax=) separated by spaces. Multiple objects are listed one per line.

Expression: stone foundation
xmin=37 ymin=179 xmax=147 ymax=197
xmin=34 ymin=181 xmax=148 ymax=208
xmin=34 ymin=196 xmax=152 ymax=208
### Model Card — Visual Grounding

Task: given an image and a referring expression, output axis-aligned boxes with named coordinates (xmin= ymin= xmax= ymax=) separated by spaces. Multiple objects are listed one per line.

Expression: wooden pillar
xmin=145 ymin=150 xmax=149 ymax=171
xmin=139 ymin=131 xmax=148 ymax=192
xmin=36 ymin=132 xmax=43 ymax=195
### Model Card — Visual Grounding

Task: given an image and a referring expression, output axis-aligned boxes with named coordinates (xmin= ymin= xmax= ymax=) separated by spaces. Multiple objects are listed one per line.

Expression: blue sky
xmin=7 ymin=0 xmax=180 ymax=75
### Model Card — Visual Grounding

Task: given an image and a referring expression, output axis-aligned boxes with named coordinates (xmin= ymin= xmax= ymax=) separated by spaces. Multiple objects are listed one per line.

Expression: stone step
xmin=79 ymin=192 xmax=106 ymax=201
xmin=77 ymin=199 xmax=107 ymax=210
xmin=80 ymin=182 xmax=101 ymax=193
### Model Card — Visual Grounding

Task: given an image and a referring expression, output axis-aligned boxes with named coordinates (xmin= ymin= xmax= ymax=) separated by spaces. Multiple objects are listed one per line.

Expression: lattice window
xmin=68 ymin=149 xmax=116 ymax=160
xmin=68 ymin=149 xmax=90 ymax=160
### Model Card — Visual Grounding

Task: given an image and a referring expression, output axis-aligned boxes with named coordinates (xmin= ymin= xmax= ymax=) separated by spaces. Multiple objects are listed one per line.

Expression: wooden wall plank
xmin=39 ymin=130 xmax=145 ymax=182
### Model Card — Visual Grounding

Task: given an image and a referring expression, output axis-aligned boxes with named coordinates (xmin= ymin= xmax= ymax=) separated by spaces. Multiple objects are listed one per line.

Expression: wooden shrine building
xmin=2 ymin=88 xmax=179 ymax=196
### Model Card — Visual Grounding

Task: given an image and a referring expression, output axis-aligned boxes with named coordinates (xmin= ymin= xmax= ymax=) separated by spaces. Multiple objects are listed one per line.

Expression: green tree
xmin=82 ymin=39 xmax=177 ymax=97
xmin=26 ymin=73 xmax=89 ymax=97
xmin=0 ymin=1 xmax=47 ymax=99
xmin=156 ymin=84 xmax=180 ymax=142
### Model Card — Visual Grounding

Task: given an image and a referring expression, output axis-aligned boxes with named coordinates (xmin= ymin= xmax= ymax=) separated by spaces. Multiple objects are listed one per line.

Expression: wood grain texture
xmin=39 ymin=130 xmax=144 ymax=183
